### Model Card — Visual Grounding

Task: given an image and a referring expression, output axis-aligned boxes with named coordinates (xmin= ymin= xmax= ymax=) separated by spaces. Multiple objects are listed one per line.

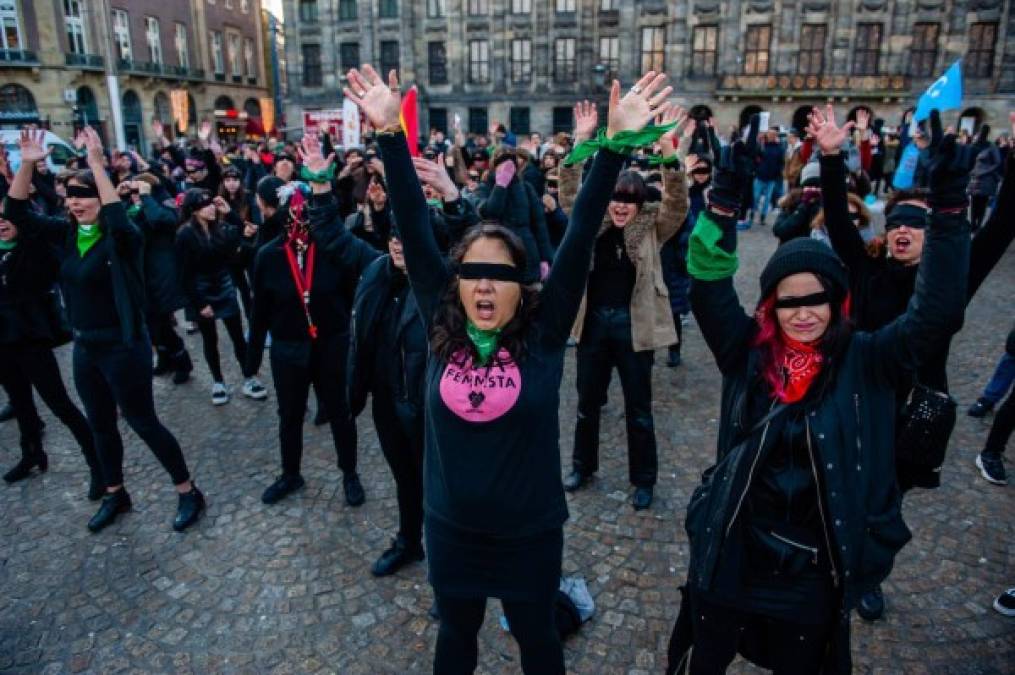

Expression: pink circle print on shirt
xmin=439 ymin=348 xmax=521 ymax=422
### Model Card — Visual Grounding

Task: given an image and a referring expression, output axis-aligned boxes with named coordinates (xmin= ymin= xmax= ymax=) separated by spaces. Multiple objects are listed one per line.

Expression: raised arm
xmin=557 ymin=100 xmax=599 ymax=215
xmin=2 ymin=130 xmax=72 ymax=244
xmin=967 ymin=121 xmax=1015 ymax=298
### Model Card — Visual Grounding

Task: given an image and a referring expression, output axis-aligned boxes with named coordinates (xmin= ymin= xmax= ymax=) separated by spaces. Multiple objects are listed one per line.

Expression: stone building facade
xmin=282 ymin=0 xmax=1012 ymax=140
xmin=0 ymin=0 xmax=271 ymax=149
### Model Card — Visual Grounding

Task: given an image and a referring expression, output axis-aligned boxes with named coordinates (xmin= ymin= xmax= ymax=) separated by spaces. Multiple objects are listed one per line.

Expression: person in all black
xmin=0 ymin=212 xmax=100 ymax=495
xmin=665 ymin=105 xmax=971 ymax=674
xmin=349 ymin=227 xmax=428 ymax=576
xmin=252 ymin=175 xmax=288 ymax=246
xmin=219 ymin=166 xmax=258 ymax=322
xmin=247 ymin=135 xmax=380 ymax=509
xmin=122 ymin=175 xmax=193 ymax=385
xmin=3 ymin=128 xmax=204 ymax=533
xmin=346 ymin=175 xmax=392 ymax=252
xmin=346 ymin=63 xmax=672 ymax=674
xmin=175 ymin=188 xmax=267 ymax=406
xmin=559 ymin=100 xmax=689 ymax=511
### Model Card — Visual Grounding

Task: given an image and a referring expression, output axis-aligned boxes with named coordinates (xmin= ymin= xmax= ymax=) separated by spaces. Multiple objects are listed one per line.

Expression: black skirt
xmin=425 ymin=515 xmax=562 ymax=602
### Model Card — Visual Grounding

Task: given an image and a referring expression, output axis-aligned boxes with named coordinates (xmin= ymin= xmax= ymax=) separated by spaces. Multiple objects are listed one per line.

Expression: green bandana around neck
xmin=77 ymin=223 xmax=103 ymax=257
xmin=563 ymin=122 xmax=678 ymax=167
xmin=466 ymin=320 xmax=502 ymax=366
xmin=0 ymin=239 xmax=17 ymax=251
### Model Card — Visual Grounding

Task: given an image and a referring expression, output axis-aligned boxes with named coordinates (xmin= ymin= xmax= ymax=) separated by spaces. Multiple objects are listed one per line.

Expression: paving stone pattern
xmin=0 ymin=229 xmax=1012 ymax=674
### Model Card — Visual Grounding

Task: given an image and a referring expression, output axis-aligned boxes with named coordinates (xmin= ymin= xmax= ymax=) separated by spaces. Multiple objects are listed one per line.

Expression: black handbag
xmin=45 ymin=288 xmax=72 ymax=348
xmin=895 ymin=383 xmax=957 ymax=470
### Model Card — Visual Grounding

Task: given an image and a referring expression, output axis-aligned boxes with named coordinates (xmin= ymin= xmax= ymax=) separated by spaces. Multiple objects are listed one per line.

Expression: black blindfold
xmin=885 ymin=204 xmax=928 ymax=231
xmin=773 ymin=291 xmax=830 ymax=309
xmin=457 ymin=262 xmax=521 ymax=283
xmin=66 ymin=185 xmax=99 ymax=198
xmin=610 ymin=192 xmax=642 ymax=204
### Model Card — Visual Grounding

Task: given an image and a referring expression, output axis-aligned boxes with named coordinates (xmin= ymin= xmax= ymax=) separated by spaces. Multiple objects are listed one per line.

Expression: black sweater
xmin=0 ymin=231 xmax=63 ymax=346
xmin=132 ymin=195 xmax=186 ymax=314
xmin=378 ymin=131 xmax=625 ymax=537
xmin=175 ymin=212 xmax=244 ymax=311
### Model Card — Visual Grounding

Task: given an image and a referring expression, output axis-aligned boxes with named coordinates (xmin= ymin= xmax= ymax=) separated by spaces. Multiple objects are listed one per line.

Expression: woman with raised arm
xmin=345 ymin=65 xmax=673 ymax=674
xmin=2 ymin=129 xmax=203 ymax=533
xmin=665 ymin=106 xmax=972 ymax=673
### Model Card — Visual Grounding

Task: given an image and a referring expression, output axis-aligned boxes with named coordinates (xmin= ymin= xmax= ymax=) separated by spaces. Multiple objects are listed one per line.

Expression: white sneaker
xmin=242 ymin=377 xmax=267 ymax=400
xmin=211 ymin=382 xmax=230 ymax=406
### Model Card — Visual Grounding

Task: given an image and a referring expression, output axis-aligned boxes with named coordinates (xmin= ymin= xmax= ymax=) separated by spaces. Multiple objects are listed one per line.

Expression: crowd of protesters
xmin=0 ymin=62 xmax=1012 ymax=671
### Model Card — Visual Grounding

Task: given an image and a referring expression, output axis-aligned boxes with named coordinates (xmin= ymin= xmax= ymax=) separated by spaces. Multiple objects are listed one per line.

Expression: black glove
xmin=705 ymin=114 xmax=760 ymax=213
xmin=925 ymin=109 xmax=977 ymax=211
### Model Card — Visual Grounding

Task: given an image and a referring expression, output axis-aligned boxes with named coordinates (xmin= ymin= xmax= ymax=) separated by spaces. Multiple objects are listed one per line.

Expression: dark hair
xmin=430 ymin=223 xmax=540 ymax=366
xmin=179 ymin=187 xmax=217 ymax=230
xmin=218 ymin=172 xmax=249 ymax=220
xmin=612 ymin=170 xmax=647 ymax=208
xmin=885 ymin=188 xmax=929 ymax=214
xmin=492 ymin=147 xmax=517 ymax=168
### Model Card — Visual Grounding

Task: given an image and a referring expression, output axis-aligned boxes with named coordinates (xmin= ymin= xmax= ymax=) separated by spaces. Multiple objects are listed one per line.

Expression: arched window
xmin=0 ymin=84 xmax=38 ymax=124
xmin=123 ymin=90 xmax=144 ymax=149
xmin=154 ymin=91 xmax=171 ymax=123
xmin=76 ymin=86 xmax=99 ymax=123
xmin=214 ymin=95 xmax=235 ymax=111
xmin=243 ymin=97 xmax=261 ymax=119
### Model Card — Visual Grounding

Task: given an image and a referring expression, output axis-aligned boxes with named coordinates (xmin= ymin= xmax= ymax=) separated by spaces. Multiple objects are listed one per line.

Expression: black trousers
xmin=73 ymin=336 xmax=190 ymax=487
xmin=196 ymin=313 xmax=251 ymax=382
xmin=0 ymin=344 xmax=97 ymax=468
xmin=433 ymin=593 xmax=564 ymax=675
xmin=573 ymin=306 xmax=657 ymax=487
xmin=371 ymin=389 xmax=423 ymax=548
xmin=684 ymin=595 xmax=833 ymax=675
xmin=230 ymin=266 xmax=254 ymax=322
xmin=269 ymin=337 xmax=357 ymax=477
xmin=146 ymin=311 xmax=186 ymax=363
xmin=985 ymin=386 xmax=1015 ymax=456
xmin=970 ymin=194 xmax=990 ymax=231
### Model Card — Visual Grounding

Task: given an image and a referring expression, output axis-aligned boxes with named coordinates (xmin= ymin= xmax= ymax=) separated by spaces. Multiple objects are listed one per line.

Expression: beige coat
xmin=559 ymin=160 xmax=689 ymax=352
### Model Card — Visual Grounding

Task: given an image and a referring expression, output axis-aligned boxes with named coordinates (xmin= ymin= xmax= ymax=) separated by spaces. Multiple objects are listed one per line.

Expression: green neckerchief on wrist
xmin=466 ymin=320 xmax=502 ymax=366
xmin=687 ymin=210 xmax=738 ymax=281
xmin=126 ymin=202 xmax=142 ymax=219
xmin=563 ymin=122 xmax=678 ymax=167
xmin=647 ymin=154 xmax=681 ymax=167
xmin=0 ymin=239 xmax=17 ymax=251
xmin=300 ymin=164 xmax=337 ymax=184
xmin=77 ymin=223 xmax=103 ymax=258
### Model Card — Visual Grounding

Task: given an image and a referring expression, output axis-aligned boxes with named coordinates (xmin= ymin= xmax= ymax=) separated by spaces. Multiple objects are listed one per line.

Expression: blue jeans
xmin=982 ymin=353 xmax=1015 ymax=404
xmin=752 ymin=178 xmax=779 ymax=221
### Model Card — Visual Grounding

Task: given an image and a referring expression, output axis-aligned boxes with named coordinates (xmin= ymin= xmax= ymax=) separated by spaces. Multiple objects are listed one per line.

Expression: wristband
xmin=647 ymin=154 xmax=681 ymax=167
xmin=376 ymin=123 xmax=404 ymax=136
xmin=299 ymin=164 xmax=336 ymax=183
xmin=563 ymin=122 xmax=677 ymax=167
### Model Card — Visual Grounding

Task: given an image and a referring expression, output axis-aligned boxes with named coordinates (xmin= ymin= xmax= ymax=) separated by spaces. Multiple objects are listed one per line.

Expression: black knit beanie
xmin=255 ymin=175 xmax=285 ymax=208
xmin=759 ymin=238 xmax=850 ymax=302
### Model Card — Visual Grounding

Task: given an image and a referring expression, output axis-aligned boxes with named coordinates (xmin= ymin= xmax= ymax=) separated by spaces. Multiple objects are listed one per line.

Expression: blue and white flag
xmin=913 ymin=60 xmax=963 ymax=122
xmin=892 ymin=143 xmax=921 ymax=190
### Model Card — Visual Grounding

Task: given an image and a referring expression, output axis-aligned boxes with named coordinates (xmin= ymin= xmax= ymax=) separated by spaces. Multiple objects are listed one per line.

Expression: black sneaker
xmin=371 ymin=537 xmax=425 ymax=577
xmin=976 ymin=451 xmax=1008 ymax=486
xmin=563 ymin=470 xmax=591 ymax=492
xmin=632 ymin=486 xmax=654 ymax=511
xmin=666 ymin=349 xmax=682 ymax=368
xmin=343 ymin=472 xmax=365 ymax=507
xmin=967 ymin=398 xmax=994 ymax=418
xmin=88 ymin=488 xmax=132 ymax=533
xmin=993 ymin=588 xmax=1015 ymax=617
xmin=261 ymin=474 xmax=305 ymax=504
xmin=857 ymin=585 xmax=885 ymax=621
xmin=173 ymin=486 xmax=206 ymax=532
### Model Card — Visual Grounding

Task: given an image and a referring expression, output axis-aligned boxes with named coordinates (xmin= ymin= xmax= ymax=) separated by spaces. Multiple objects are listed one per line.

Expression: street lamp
xmin=593 ymin=63 xmax=606 ymax=91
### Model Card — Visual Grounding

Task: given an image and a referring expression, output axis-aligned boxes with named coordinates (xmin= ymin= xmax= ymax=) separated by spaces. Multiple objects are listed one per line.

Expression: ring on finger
xmin=630 ymin=85 xmax=642 ymax=95
xmin=357 ymin=90 xmax=367 ymax=97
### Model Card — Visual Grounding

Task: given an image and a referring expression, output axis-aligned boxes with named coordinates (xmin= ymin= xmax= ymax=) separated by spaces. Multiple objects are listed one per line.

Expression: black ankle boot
xmin=343 ymin=472 xmax=365 ymax=507
xmin=3 ymin=439 xmax=47 ymax=483
xmin=371 ymin=537 xmax=425 ymax=577
xmin=172 ymin=350 xmax=193 ymax=385
xmin=173 ymin=486 xmax=206 ymax=532
xmin=88 ymin=488 xmax=132 ymax=532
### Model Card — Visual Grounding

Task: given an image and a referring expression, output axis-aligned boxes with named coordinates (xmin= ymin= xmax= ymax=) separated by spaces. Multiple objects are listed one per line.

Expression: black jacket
xmin=686 ymin=201 xmax=969 ymax=671
xmin=476 ymin=175 xmax=555 ymax=282
xmin=0 ymin=230 xmax=65 ymax=347
xmin=347 ymin=255 xmax=427 ymax=430
xmin=132 ymin=195 xmax=186 ymax=314
xmin=175 ymin=212 xmax=244 ymax=312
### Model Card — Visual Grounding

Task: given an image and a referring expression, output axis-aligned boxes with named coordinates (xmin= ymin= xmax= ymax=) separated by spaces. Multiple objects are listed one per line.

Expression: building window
xmin=690 ymin=25 xmax=717 ymax=76
xmin=599 ymin=36 xmax=619 ymax=81
xmin=244 ymin=38 xmax=256 ymax=79
xmin=211 ymin=32 xmax=224 ymax=74
xmin=798 ymin=23 xmax=825 ymax=75
xmin=966 ymin=22 xmax=997 ymax=78
xmin=427 ymin=0 xmax=445 ymax=18
xmin=338 ymin=0 xmax=356 ymax=21
xmin=852 ymin=23 xmax=881 ymax=75
xmin=112 ymin=10 xmax=131 ymax=62
xmin=175 ymin=24 xmax=189 ymax=69
xmin=228 ymin=33 xmax=241 ymax=76
xmin=641 ymin=26 xmax=665 ymax=73
xmin=555 ymin=0 xmax=576 ymax=12
xmin=379 ymin=0 xmax=397 ymax=19
xmin=510 ymin=107 xmax=530 ymax=135
xmin=380 ymin=40 xmax=399 ymax=78
xmin=909 ymin=23 xmax=939 ymax=77
xmin=601 ymin=0 xmax=618 ymax=10
xmin=552 ymin=106 xmax=572 ymax=134
xmin=511 ymin=38 xmax=532 ymax=84
xmin=554 ymin=37 xmax=576 ymax=82
xmin=0 ymin=0 xmax=23 ymax=52
xmin=340 ymin=42 xmax=359 ymax=72
xmin=511 ymin=0 xmax=531 ymax=13
xmin=468 ymin=40 xmax=490 ymax=84
xmin=468 ymin=0 xmax=488 ymax=15
xmin=744 ymin=24 xmax=770 ymax=74
xmin=146 ymin=17 xmax=162 ymax=65
xmin=468 ymin=107 xmax=488 ymax=135
xmin=299 ymin=0 xmax=318 ymax=22
xmin=64 ymin=0 xmax=88 ymax=55
xmin=302 ymin=43 xmax=321 ymax=86
xmin=428 ymin=42 xmax=447 ymax=84
xmin=429 ymin=107 xmax=447 ymax=135
xmin=241 ymin=0 xmax=249 ymax=12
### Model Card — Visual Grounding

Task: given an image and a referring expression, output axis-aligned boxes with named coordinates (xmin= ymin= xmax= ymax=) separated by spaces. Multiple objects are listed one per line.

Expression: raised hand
xmin=412 ymin=153 xmax=459 ymax=200
xmin=606 ymin=71 xmax=672 ymax=139
xmin=18 ymin=129 xmax=48 ymax=165
xmin=806 ymin=105 xmax=855 ymax=156
xmin=573 ymin=100 xmax=598 ymax=143
xmin=298 ymin=131 xmax=336 ymax=174
xmin=343 ymin=65 xmax=402 ymax=131
xmin=198 ymin=120 xmax=213 ymax=142
xmin=494 ymin=158 xmax=516 ymax=187
xmin=925 ymin=109 xmax=976 ymax=211
xmin=657 ymin=105 xmax=687 ymax=157
xmin=77 ymin=127 xmax=105 ymax=167
xmin=152 ymin=119 xmax=166 ymax=140
xmin=212 ymin=195 xmax=231 ymax=215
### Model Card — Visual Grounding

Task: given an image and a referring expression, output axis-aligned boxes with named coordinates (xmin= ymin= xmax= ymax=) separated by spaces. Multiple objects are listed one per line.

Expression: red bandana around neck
xmin=778 ymin=335 xmax=823 ymax=403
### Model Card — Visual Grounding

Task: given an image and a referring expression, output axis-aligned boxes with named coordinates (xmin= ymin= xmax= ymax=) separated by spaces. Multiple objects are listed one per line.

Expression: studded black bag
xmin=895 ymin=383 xmax=957 ymax=470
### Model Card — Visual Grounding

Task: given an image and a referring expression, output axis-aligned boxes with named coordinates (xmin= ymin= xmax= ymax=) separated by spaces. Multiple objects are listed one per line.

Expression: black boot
xmin=152 ymin=348 xmax=172 ymax=376
xmin=0 ymin=402 xmax=14 ymax=422
xmin=313 ymin=408 xmax=329 ymax=426
xmin=857 ymin=584 xmax=885 ymax=621
xmin=3 ymin=439 xmax=48 ymax=483
xmin=632 ymin=486 xmax=654 ymax=511
xmin=261 ymin=474 xmax=305 ymax=504
xmin=563 ymin=470 xmax=591 ymax=492
xmin=343 ymin=472 xmax=365 ymax=507
xmin=173 ymin=486 xmax=206 ymax=532
xmin=172 ymin=350 xmax=193 ymax=385
xmin=666 ymin=347 xmax=682 ymax=368
xmin=88 ymin=488 xmax=132 ymax=532
xmin=371 ymin=536 xmax=425 ymax=577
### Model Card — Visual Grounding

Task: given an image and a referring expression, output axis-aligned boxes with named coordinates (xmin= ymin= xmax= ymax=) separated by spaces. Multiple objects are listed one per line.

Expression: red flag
xmin=400 ymin=86 xmax=419 ymax=157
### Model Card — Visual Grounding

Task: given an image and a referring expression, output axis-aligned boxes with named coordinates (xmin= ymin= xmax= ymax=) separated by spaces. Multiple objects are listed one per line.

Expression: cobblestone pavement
xmin=0 ymin=226 xmax=1012 ymax=674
